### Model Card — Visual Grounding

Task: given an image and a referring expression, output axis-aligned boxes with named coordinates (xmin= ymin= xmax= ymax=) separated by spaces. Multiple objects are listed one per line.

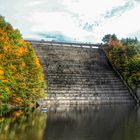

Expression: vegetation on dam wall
xmin=102 ymin=34 xmax=140 ymax=92
xmin=0 ymin=15 xmax=45 ymax=112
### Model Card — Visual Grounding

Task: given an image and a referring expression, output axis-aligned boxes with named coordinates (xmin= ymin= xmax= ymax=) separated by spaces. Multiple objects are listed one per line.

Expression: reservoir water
xmin=0 ymin=105 xmax=140 ymax=140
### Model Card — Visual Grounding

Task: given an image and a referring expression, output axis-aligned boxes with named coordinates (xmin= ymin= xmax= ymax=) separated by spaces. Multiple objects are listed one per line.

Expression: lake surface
xmin=0 ymin=104 xmax=140 ymax=140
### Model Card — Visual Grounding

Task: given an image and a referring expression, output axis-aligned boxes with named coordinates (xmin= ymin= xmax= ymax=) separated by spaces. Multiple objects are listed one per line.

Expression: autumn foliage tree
xmin=102 ymin=34 xmax=140 ymax=92
xmin=107 ymin=39 xmax=126 ymax=72
xmin=0 ymin=15 xmax=45 ymax=110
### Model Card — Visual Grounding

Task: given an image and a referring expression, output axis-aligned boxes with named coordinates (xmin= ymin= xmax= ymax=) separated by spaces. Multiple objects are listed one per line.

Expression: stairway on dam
xmin=31 ymin=42 xmax=134 ymax=105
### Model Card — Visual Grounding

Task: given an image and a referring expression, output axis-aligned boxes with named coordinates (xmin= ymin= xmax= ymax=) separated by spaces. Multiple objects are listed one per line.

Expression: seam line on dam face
xmin=30 ymin=41 xmax=135 ymax=105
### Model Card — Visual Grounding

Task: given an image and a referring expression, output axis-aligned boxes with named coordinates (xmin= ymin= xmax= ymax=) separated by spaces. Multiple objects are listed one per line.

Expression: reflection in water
xmin=112 ymin=107 xmax=140 ymax=140
xmin=0 ymin=110 xmax=47 ymax=140
xmin=0 ymin=105 xmax=140 ymax=140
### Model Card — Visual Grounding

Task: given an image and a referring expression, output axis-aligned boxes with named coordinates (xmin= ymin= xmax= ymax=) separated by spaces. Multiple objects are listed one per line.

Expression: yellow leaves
xmin=108 ymin=52 xmax=113 ymax=60
xmin=5 ymin=87 xmax=10 ymax=93
xmin=133 ymin=72 xmax=140 ymax=78
xmin=19 ymin=47 xmax=27 ymax=54
xmin=0 ymin=69 xmax=7 ymax=84
xmin=14 ymin=74 xmax=20 ymax=80
xmin=16 ymin=47 xmax=27 ymax=57
xmin=15 ymin=97 xmax=23 ymax=102
xmin=11 ymin=65 xmax=16 ymax=71
xmin=3 ymin=45 xmax=9 ymax=51
xmin=2 ymin=79 xmax=7 ymax=83
xmin=0 ymin=69 xmax=5 ymax=81
xmin=21 ymin=62 xmax=26 ymax=67
xmin=114 ymin=58 xmax=121 ymax=68
xmin=0 ymin=54 xmax=3 ymax=59
xmin=20 ymin=83 xmax=26 ymax=89
xmin=22 ymin=40 xmax=29 ymax=46
xmin=10 ymin=93 xmax=23 ymax=106
xmin=40 ymin=74 xmax=44 ymax=81
xmin=34 ymin=57 xmax=40 ymax=69
xmin=12 ymin=110 xmax=23 ymax=118
xmin=0 ymin=30 xmax=9 ymax=48
xmin=11 ymin=93 xmax=16 ymax=97
xmin=133 ymin=54 xmax=140 ymax=61
xmin=0 ymin=76 xmax=4 ymax=81
xmin=0 ymin=70 xmax=4 ymax=75
xmin=3 ymin=45 xmax=15 ymax=56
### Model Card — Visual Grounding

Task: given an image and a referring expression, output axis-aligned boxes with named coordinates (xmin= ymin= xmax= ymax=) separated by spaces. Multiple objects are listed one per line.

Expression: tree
xmin=102 ymin=35 xmax=140 ymax=93
xmin=121 ymin=37 xmax=140 ymax=58
xmin=0 ymin=15 xmax=45 ymax=110
xmin=102 ymin=34 xmax=118 ymax=44
xmin=125 ymin=54 xmax=140 ymax=91
xmin=107 ymin=40 xmax=126 ymax=71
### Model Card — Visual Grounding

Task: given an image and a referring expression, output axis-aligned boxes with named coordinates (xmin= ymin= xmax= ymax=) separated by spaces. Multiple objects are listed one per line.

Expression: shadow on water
xmin=0 ymin=104 xmax=140 ymax=140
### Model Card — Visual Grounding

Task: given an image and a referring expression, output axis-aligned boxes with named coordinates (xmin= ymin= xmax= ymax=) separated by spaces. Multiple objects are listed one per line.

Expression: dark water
xmin=0 ymin=105 xmax=140 ymax=140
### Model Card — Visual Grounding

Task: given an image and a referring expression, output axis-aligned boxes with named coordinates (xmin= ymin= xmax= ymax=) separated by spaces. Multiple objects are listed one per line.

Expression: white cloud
xmin=0 ymin=0 xmax=140 ymax=42
xmin=93 ymin=4 xmax=140 ymax=41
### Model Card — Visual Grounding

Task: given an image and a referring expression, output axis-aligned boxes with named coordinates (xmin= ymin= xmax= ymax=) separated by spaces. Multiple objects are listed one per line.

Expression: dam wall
xmin=31 ymin=41 xmax=134 ymax=105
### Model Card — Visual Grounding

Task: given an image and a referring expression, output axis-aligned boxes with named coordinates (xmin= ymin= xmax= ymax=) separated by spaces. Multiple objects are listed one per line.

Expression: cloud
xmin=38 ymin=31 xmax=74 ymax=42
xmin=81 ymin=0 xmax=140 ymax=30
xmin=1 ymin=0 xmax=140 ymax=42
xmin=92 ymin=4 xmax=140 ymax=42
xmin=104 ymin=0 xmax=140 ymax=19
xmin=82 ymin=23 xmax=93 ymax=32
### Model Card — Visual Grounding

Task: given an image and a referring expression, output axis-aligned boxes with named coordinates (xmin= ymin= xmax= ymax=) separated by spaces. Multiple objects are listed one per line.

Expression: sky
xmin=0 ymin=0 xmax=140 ymax=43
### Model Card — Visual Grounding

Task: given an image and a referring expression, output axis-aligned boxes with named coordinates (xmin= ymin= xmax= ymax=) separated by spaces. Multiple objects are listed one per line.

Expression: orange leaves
xmin=12 ymin=110 xmax=23 ymax=118
xmin=18 ymin=47 xmax=27 ymax=54
xmin=3 ymin=45 xmax=11 ymax=52
xmin=40 ymin=74 xmax=44 ymax=81
xmin=11 ymin=65 xmax=16 ymax=71
xmin=0 ymin=70 xmax=4 ymax=75
xmin=0 ymin=54 xmax=4 ymax=59
xmin=34 ymin=57 xmax=40 ymax=69
xmin=0 ymin=69 xmax=4 ymax=81
xmin=14 ymin=74 xmax=20 ymax=80
xmin=2 ymin=79 xmax=7 ymax=83
xmin=15 ymin=47 xmax=27 ymax=57
xmin=11 ymin=93 xmax=16 ymax=97
xmin=109 ymin=40 xmax=126 ymax=52
xmin=10 ymin=93 xmax=23 ymax=106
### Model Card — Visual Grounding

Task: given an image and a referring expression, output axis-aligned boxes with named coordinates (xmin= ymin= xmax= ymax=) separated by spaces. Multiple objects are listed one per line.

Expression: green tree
xmin=121 ymin=37 xmax=140 ymax=58
xmin=125 ymin=54 xmax=140 ymax=91
xmin=102 ymin=34 xmax=118 ymax=44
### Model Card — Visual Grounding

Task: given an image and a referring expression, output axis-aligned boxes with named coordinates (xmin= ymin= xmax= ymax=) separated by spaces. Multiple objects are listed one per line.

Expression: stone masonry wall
xmin=31 ymin=41 xmax=134 ymax=105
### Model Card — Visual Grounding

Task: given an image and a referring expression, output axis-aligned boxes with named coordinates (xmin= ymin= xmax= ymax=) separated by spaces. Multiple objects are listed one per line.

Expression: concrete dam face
xmin=31 ymin=41 xmax=134 ymax=105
